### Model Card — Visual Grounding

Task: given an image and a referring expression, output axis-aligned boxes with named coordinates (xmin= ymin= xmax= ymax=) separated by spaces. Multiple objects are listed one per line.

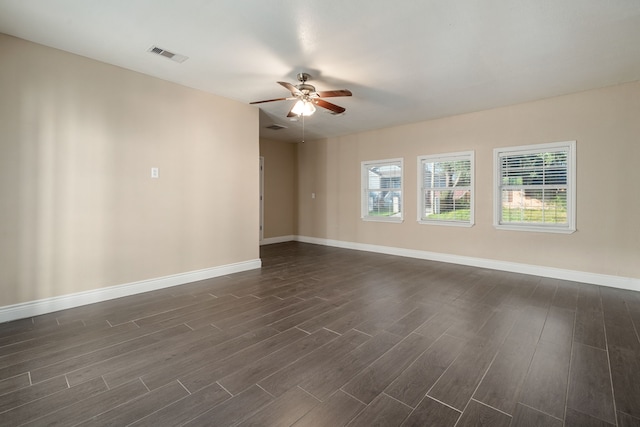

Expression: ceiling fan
xmin=250 ymin=73 xmax=352 ymax=117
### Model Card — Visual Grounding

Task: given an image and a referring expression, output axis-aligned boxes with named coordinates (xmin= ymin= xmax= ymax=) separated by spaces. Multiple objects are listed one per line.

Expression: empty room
xmin=1 ymin=1 xmax=639 ymax=426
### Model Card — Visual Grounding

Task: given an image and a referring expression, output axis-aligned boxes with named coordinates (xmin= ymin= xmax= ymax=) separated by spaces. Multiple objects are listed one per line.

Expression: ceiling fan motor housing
xmin=296 ymin=83 xmax=316 ymax=95
xmin=296 ymin=73 xmax=315 ymax=94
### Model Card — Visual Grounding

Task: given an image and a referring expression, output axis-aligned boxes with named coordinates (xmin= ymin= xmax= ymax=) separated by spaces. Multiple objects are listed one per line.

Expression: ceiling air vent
xmin=147 ymin=46 xmax=188 ymax=63
xmin=266 ymin=124 xmax=287 ymax=130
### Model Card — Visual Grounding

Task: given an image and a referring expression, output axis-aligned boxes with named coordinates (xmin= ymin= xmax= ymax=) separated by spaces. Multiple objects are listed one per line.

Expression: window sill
xmin=418 ymin=220 xmax=474 ymax=228
xmin=362 ymin=217 xmax=404 ymax=224
xmin=494 ymin=224 xmax=576 ymax=234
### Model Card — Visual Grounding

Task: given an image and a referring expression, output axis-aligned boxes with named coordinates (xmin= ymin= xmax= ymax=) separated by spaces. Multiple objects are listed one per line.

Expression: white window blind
xmin=418 ymin=151 xmax=474 ymax=226
xmin=361 ymin=158 xmax=403 ymax=222
xmin=494 ymin=141 xmax=576 ymax=233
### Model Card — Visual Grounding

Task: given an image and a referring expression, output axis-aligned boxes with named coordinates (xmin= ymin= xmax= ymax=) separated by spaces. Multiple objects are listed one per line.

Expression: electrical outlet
xmin=151 ymin=167 xmax=159 ymax=178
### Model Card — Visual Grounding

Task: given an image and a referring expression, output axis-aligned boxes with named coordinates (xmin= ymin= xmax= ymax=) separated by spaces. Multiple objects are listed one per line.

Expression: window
xmin=418 ymin=151 xmax=474 ymax=226
xmin=361 ymin=158 xmax=403 ymax=222
xmin=494 ymin=141 xmax=576 ymax=233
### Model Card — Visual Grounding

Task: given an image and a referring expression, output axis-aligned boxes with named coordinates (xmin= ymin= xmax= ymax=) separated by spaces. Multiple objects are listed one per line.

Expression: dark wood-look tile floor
xmin=1 ymin=242 xmax=640 ymax=426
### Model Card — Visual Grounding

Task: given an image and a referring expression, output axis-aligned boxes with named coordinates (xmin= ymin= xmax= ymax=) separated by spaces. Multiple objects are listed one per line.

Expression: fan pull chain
xmin=301 ymin=113 xmax=305 ymax=143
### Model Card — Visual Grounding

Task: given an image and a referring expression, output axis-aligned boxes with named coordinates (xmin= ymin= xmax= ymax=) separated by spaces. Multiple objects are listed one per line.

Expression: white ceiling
xmin=1 ymin=0 xmax=639 ymax=143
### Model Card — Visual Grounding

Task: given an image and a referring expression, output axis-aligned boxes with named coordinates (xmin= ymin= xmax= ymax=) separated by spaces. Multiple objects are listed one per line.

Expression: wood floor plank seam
xmin=0 ymin=376 xmax=69 ymax=415
xmin=447 ymin=356 xmax=496 ymax=419
xmin=418 ymin=394 xmax=462 ymax=414
xmin=297 ymin=384 xmax=324 ymax=402
xmin=2 ymin=376 xmax=109 ymax=426
xmin=61 ymin=324 xmax=198 ymax=387
xmin=340 ymin=332 xmax=436 ymax=405
xmin=518 ymin=402 xmax=564 ymax=427
xmin=128 ymin=304 xmax=207 ymax=325
xmin=217 ymin=329 xmax=340 ymax=397
xmin=429 ymin=335 xmax=501 ymax=412
xmin=565 ymin=406 xmax=619 ymax=427
xmin=602 ymin=315 xmax=622 ymax=425
xmin=423 ymin=340 xmax=468 ymax=398
xmin=380 ymin=391 xmax=415 ymax=411
xmin=559 ymin=303 xmax=579 ymax=426
xmin=255 ymin=383 xmax=277 ymax=399
xmin=98 ymin=375 xmax=108 ymax=390
xmin=25 ymin=324 xmax=185 ymax=384
xmin=255 ymin=329 xmax=371 ymax=398
xmin=0 ymin=327 xmax=121 ymax=361
xmin=177 ymin=379 xmax=191 ymax=395
xmin=172 ymin=327 xmax=300 ymax=394
xmin=336 ymin=386 xmax=369 ymax=407
xmin=454 ymin=399 xmax=512 ymax=427
xmin=618 ymin=409 xmax=640 ymax=423
xmin=0 ymin=324 xmax=131 ymax=370
xmin=293 ymin=326 xmax=310 ymax=334
xmin=80 ymin=382 xmax=184 ymax=425
xmin=387 ymin=334 xmax=466 ymax=408
xmin=49 ymin=378 xmax=151 ymax=426
xmin=516 ymin=401 xmax=564 ymax=423
xmin=351 ymin=328 xmax=373 ymax=338
xmin=567 ymin=341 xmax=616 ymax=424
xmin=0 ymin=373 xmax=32 ymax=399
xmin=298 ymin=331 xmax=402 ymax=401
xmin=215 ymin=381 xmax=233 ymax=397
xmin=298 ymin=385 xmax=324 ymax=404
xmin=469 ymin=397 xmax=513 ymax=418
xmin=0 ymin=320 xmax=108 ymax=352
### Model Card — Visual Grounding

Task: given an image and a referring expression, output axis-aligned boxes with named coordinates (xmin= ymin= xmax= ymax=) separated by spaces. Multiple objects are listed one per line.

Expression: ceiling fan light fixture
xmin=304 ymin=101 xmax=316 ymax=116
xmin=291 ymin=99 xmax=316 ymax=116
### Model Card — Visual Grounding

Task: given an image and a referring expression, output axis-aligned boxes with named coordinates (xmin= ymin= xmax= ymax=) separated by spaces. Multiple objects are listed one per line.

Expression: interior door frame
xmin=259 ymin=156 xmax=264 ymax=242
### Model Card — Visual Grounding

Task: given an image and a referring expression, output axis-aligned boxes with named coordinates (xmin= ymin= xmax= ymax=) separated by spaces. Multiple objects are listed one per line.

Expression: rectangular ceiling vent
xmin=266 ymin=124 xmax=287 ymax=130
xmin=147 ymin=46 xmax=188 ymax=63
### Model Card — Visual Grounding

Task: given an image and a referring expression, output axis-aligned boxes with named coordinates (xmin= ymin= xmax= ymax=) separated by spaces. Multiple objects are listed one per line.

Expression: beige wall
xmin=0 ymin=34 xmax=259 ymax=306
xmin=260 ymin=138 xmax=297 ymax=239
xmin=298 ymin=81 xmax=640 ymax=279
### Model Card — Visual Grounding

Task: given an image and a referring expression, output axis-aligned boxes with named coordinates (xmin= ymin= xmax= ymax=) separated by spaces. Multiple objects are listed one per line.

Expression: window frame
xmin=493 ymin=140 xmax=576 ymax=234
xmin=417 ymin=151 xmax=475 ymax=227
xmin=361 ymin=158 xmax=404 ymax=223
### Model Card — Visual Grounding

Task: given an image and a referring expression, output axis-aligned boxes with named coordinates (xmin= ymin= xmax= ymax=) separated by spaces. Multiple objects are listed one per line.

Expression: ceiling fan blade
xmin=316 ymin=89 xmax=352 ymax=98
xmin=249 ymin=97 xmax=290 ymax=105
xmin=312 ymin=98 xmax=346 ymax=114
xmin=278 ymin=81 xmax=303 ymax=96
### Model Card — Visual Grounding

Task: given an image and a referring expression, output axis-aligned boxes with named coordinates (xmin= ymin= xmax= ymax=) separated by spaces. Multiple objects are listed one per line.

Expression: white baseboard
xmin=5 ymin=237 xmax=636 ymax=324
xmin=296 ymin=235 xmax=640 ymax=292
xmin=0 ymin=259 xmax=262 ymax=324
xmin=260 ymin=235 xmax=296 ymax=246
